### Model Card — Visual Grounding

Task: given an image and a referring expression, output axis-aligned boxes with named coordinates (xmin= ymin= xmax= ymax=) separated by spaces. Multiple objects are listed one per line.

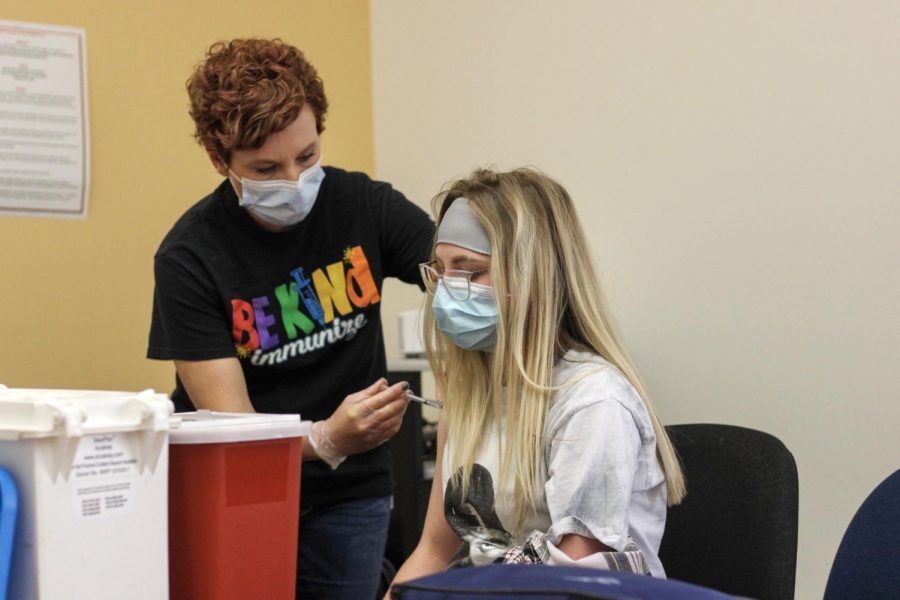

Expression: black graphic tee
xmin=148 ymin=166 xmax=434 ymax=507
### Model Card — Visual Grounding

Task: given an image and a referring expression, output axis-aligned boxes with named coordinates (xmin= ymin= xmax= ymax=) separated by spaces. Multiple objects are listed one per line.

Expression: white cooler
xmin=0 ymin=387 xmax=173 ymax=599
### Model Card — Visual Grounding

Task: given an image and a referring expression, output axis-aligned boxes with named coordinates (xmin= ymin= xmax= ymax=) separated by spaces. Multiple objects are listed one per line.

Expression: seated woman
xmin=389 ymin=168 xmax=685 ymax=590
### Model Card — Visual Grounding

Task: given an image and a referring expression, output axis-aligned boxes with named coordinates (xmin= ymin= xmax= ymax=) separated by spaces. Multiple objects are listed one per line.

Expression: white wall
xmin=370 ymin=2 xmax=900 ymax=598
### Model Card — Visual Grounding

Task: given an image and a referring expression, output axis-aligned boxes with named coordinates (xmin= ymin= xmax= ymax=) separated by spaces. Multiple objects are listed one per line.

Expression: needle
xmin=406 ymin=392 xmax=443 ymax=410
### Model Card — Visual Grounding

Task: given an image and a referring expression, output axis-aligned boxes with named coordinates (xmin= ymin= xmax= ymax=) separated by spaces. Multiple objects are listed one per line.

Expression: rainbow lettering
xmin=230 ymin=245 xmax=379 ymax=362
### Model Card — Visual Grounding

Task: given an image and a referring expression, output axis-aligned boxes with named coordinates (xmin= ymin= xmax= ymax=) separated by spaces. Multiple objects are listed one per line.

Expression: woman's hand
xmin=324 ymin=378 xmax=411 ymax=456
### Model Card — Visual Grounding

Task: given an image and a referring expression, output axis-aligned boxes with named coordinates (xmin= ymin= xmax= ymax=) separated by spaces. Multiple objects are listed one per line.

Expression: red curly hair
xmin=187 ymin=38 xmax=328 ymax=161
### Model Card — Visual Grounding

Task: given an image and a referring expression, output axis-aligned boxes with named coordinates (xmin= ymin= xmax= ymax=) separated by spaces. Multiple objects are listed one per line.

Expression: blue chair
xmin=824 ymin=469 xmax=900 ymax=600
xmin=0 ymin=467 xmax=18 ymax=600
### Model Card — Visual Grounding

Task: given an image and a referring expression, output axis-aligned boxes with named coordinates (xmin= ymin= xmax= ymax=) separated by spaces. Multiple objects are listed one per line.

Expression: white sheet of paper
xmin=0 ymin=19 xmax=90 ymax=218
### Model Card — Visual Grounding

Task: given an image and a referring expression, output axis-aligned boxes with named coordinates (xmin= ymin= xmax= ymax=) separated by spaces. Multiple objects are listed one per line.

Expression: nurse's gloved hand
xmin=311 ymin=378 xmax=411 ymax=469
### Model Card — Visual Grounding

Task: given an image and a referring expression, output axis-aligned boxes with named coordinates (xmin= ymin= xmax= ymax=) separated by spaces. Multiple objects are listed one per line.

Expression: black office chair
xmin=824 ymin=469 xmax=900 ymax=600
xmin=658 ymin=424 xmax=798 ymax=600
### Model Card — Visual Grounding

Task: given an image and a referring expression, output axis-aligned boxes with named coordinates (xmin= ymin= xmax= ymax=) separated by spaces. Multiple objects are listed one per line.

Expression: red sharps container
xmin=168 ymin=411 xmax=310 ymax=600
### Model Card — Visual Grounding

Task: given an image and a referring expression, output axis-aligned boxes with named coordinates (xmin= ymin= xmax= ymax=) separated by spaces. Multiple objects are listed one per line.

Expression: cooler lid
xmin=169 ymin=410 xmax=311 ymax=444
xmin=0 ymin=387 xmax=173 ymax=439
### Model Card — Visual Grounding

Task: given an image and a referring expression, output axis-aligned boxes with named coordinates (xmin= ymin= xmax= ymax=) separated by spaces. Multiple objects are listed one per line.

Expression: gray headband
xmin=435 ymin=197 xmax=492 ymax=255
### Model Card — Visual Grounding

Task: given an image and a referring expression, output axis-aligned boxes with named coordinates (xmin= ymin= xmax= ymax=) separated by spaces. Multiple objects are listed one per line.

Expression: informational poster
xmin=0 ymin=20 xmax=90 ymax=218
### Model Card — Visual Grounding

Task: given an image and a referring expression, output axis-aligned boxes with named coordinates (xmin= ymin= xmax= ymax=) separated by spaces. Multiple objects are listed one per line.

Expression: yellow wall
xmin=0 ymin=1 xmax=374 ymax=393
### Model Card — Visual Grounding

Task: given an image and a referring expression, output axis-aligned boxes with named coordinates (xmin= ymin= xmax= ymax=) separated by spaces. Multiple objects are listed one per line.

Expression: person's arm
xmin=175 ymin=358 xmax=410 ymax=463
xmin=540 ymin=373 xmax=647 ymax=569
xmin=555 ymin=534 xmax=612 ymax=559
xmin=175 ymin=358 xmax=311 ymax=461
xmin=386 ymin=417 xmax=461 ymax=597
xmin=374 ymin=182 xmax=435 ymax=286
xmin=175 ymin=358 xmax=256 ymax=413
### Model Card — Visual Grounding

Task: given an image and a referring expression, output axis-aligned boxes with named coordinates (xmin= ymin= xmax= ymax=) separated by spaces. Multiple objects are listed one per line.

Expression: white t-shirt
xmin=442 ymin=350 xmax=668 ymax=577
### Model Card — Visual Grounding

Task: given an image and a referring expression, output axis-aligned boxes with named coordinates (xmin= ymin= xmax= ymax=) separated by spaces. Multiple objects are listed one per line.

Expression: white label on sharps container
xmin=71 ymin=433 xmax=138 ymax=519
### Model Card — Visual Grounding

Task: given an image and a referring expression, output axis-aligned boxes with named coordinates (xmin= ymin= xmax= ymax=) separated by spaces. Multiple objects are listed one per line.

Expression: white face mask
xmin=229 ymin=155 xmax=325 ymax=227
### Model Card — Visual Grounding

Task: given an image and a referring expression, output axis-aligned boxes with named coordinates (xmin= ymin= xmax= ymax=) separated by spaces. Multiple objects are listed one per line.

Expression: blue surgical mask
xmin=432 ymin=281 xmax=498 ymax=352
xmin=230 ymin=156 xmax=325 ymax=227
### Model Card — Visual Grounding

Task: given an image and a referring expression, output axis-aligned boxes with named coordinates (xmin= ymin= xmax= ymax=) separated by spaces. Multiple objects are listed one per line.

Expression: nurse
xmin=147 ymin=38 xmax=434 ymax=599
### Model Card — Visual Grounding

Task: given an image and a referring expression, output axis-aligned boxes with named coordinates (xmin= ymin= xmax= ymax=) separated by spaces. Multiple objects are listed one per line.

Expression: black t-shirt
xmin=147 ymin=166 xmax=434 ymax=507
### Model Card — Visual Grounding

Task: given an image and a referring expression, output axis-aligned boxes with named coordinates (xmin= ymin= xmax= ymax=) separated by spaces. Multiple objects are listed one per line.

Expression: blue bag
xmin=391 ymin=564 xmax=740 ymax=600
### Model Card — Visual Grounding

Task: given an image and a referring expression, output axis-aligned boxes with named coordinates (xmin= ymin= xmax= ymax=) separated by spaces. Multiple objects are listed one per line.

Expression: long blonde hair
xmin=424 ymin=167 xmax=685 ymax=533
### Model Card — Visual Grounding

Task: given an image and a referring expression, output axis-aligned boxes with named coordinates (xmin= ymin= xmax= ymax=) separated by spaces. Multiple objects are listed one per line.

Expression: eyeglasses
xmin=419 ymin=261 xmax=489 ymax=301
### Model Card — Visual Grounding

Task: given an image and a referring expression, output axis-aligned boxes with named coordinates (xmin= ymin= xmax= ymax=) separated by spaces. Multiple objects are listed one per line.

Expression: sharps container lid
xmin=168 ymin=410 xmax=311 ymax=445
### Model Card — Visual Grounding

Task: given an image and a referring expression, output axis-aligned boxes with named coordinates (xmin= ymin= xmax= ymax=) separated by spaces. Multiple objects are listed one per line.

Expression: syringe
xmin=406 ymin=392 xmax=443 ymax=410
